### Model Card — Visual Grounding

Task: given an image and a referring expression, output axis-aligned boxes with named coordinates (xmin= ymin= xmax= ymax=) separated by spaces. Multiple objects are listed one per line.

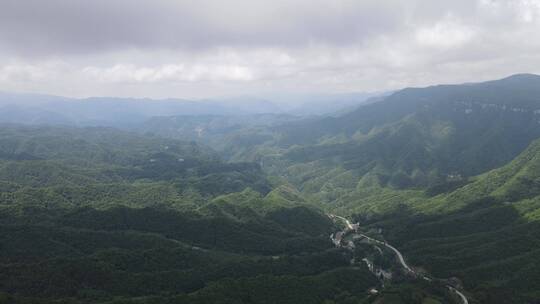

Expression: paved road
xmin=335 ymin=215 xmax=414 ymax=272
xmin=448 ymin=286 xmax=469 ymax=304
xmin=331 ymin=215 xmax=468 ymax=304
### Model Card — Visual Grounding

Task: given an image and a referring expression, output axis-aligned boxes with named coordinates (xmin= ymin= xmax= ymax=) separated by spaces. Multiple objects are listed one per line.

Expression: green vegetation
xmin=5 ymin=75 xmax=540 ymax=303
xmin=0 ymin=125 xmax=380 ymax=303
xmin=339 ymin=138 xmax=540 ymax=304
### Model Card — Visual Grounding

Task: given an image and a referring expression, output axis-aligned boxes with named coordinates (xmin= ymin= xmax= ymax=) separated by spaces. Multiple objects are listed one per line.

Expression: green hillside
xmin=5 ymin=75 xmax=540 ymax=304
xmin=0 ymin=125 xmax=380 ymax=304
xmin=191 ymin=74 xmax=540 ymax=195
xmin=353 ymin=139 xmax=540 ymax=303
xmin=181 ymin=74 xmax=540 ymax=304
xmin=125 ymin=75 xmax=540 ymax=303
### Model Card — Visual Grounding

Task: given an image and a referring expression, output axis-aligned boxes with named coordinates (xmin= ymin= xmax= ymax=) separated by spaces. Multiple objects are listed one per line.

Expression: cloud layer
xmin=1 ymin=0 xmax=540 ymax=98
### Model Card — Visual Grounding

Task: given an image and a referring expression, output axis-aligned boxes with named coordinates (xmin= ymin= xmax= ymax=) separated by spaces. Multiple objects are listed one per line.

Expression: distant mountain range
xmin=4 ymin=74 xmax=540 ymax=303
xmin=244 ymin=73 xmax=540 ymax=189
xmin=0 ymin=93 xmax=278 ymax=126
xmin=0 ymin=91 xmax=379 ymax=127
xmin=134 ymin=74 xmax=540 ymax=192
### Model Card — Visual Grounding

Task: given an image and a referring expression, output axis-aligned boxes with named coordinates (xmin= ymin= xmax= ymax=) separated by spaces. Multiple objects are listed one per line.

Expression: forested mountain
xmin=4 ymin=75 xmax=540 ymax=304
xmin=137 ymin=114 xmax=299 ymax=153
xmin=259 ymin=74 xmax=540 ymax=303
xmin=6 ymin=0 xmax=540 ymax=302
xmin=351 ymin=138 xmax=540 ymax=303
xmin=134 ymin=74 xmax=540 ymax=303
xmin=0 ymin=125 xmax=384 ymax=304
xmin=203 ymin=74 xmax=540 ymax=197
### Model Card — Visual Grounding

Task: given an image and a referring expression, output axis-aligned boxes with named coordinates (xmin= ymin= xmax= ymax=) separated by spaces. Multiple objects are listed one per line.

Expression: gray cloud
xmin=0 ymin=0 xmax=539 ymax=98
xmin=0 ymin=0 xmax=408 ymax=55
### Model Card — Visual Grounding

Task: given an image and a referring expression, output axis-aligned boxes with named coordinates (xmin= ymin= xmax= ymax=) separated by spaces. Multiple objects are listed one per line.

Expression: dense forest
xmin=0 ymin=125 xmax=383 ymax=304
xmin=3 ymin=75 xmax=540 ymax=303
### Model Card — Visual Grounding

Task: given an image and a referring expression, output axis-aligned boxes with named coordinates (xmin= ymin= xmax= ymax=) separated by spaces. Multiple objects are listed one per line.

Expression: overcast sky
xmin=1 ymin=0 xmax=540 ymax=99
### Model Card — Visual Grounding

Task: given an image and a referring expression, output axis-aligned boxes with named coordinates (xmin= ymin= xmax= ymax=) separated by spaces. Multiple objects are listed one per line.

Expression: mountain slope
xmin=0 ymin=124 xmax=382 ymax=304
xmin=221 ymin=74 xmax=540 ymax=201
xmin=360 ymin=139 xmax=540 ymax=304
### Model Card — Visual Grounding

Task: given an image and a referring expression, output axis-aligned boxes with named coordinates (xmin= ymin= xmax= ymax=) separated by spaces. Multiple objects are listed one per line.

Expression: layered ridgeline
xmin=279 ymin=74 xmax=540 ymax=303
xmin=174 ymin=74 xmax=540 ymax=204
xmin=0 ymin=93 xmax=282 ymax=127
xmin=137 ymin=114 xmax=300 ymax=156
xmin=0 ymin=125 xmax=383 ymax=304
xmin=4 ymin=74 xmax=540 ymax=304
xmin=136 ymin=74 xmax=540 ymax=303
xmin=0 ymin=92 xmax=377 ymax=127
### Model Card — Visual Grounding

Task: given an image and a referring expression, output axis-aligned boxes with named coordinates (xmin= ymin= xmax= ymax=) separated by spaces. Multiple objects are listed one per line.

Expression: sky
xmin=1 ymin=0 xmax=540 ymax=99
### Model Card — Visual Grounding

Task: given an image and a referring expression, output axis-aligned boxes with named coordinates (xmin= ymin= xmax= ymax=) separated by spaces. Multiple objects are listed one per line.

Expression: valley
xmin=331 ymin=215 xmax=468 ymax=304
xmin=3 ymin=1 xmax=540 ymax=303
xmin=2 ymin=75 xmax=540 ymax=303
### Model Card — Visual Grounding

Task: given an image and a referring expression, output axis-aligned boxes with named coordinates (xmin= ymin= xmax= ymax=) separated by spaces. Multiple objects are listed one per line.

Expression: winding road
xmin=331 ymin=215 xmax=469 ymax=304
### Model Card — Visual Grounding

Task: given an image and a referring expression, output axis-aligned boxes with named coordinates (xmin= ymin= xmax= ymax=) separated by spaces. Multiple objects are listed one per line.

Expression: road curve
xmin=448 ymin=286 xmax=469 ymax=304
xmin=331 ymin=215 xmax=468 ymax=304
xmin=333 ymin=215 xmax=413 ymax=272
